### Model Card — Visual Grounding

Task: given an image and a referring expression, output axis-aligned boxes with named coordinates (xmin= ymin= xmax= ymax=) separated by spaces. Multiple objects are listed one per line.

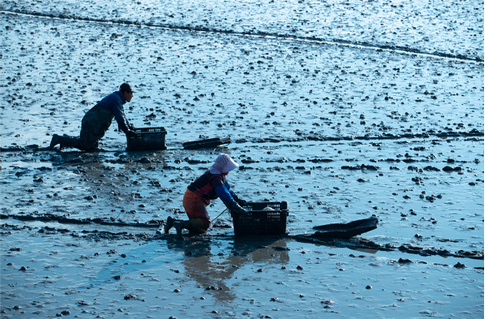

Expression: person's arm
xmin=112 ymin=104 xmax=130 ymax=134
xmin=98 ymin=92 xmax=134 ymax=135
xmin=212 ymin=177 xmax=248 ymax=214
xmin=224 ymin=181 xmax=248 ymax=206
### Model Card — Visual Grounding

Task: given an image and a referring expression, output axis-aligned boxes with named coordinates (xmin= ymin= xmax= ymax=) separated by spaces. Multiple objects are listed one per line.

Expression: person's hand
xmin=237 ymin=198 xmax=249 ymax=207
xmin=234 ymin=205 xmax=249 ymax=215
xmin=126 ymin=130 xmax=137 ymax=138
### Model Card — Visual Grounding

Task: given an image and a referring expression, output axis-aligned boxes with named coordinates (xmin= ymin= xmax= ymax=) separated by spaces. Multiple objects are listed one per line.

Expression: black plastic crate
xmin=126 ymin=127 xmax=167 ymax=151
xmin=232 ymin=201 xmax=288 ymax=236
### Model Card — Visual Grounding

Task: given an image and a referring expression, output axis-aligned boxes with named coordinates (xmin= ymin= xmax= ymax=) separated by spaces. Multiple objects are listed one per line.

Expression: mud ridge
xmin=1 ymin=219 xmax=482 ymax=260
xmin=241 ymin=129 xmax=484 ymax=144
xmin=1 ymin=10 xmax=483 ymax=63
xmin=0 ymin=213 xmax=164 ymax=228
xmin=1 ymin=130 xmax=482 ymax=153
xmin=291 ymin=235 xmax=484 ymax=261
xmin=1 ymin=223 xmax=154 ymax=241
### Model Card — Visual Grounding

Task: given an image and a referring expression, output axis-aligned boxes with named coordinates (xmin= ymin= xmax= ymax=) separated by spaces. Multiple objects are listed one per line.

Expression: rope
xmin=210 ymin=208 xmax=228 ymax=227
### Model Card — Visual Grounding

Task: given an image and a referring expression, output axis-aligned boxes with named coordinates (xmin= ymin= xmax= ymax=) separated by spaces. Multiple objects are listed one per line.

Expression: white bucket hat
xmin=210 ymin=154 xmax=239 ymax=174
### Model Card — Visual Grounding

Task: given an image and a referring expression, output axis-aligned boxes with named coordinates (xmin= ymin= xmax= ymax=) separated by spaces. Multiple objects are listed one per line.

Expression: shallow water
xmin=0 ymin=0 xmax=484 ymax=318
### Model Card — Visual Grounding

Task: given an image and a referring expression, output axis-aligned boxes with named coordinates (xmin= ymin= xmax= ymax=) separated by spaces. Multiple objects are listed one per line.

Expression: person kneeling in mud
xmin=165 ymin=154 xmax=249 ymax=236
xmin=49 ymin=83 xmax=137 ymax=151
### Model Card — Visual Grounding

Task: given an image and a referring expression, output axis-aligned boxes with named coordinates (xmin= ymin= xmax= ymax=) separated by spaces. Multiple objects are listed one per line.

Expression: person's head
xmin=120 ymin=83 xmax=135 ymax=102
xmin=210 ymin=154 xmax=239 ymax=175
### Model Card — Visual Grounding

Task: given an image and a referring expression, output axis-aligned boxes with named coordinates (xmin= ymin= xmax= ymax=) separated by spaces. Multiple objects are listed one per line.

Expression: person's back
xmin=187 ymin=170 xmax=224 ymax=200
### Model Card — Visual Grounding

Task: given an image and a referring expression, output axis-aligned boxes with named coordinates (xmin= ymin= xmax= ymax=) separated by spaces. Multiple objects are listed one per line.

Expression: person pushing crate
xmin=49 ymin=83 xmax=137 ymax=151
xmin=165 ymin=154 xmax=249 ymax=236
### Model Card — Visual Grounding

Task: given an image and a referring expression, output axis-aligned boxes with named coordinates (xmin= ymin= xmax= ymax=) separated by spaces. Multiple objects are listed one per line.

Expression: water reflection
xmin=167 ymin=235 xmax=289 ymax=302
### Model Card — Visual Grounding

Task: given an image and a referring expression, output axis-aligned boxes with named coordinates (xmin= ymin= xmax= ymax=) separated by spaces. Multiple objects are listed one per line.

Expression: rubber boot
xmin=164 ymin=216 xmax=175 ymax=234
xmin=58 ymin=135 xmax=85 ymax=151
xmin=49 ymin=134 xmax=62 ymax=149
xmin=173 ymin=220 xmax=193 ymax=236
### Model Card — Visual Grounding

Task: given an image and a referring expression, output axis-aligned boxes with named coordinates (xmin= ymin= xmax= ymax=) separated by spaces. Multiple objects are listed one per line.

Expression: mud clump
xmin=442 ymin=166 xmax=462 ymax=173
xmin=124 ymin=293 xmax=144 ymax=302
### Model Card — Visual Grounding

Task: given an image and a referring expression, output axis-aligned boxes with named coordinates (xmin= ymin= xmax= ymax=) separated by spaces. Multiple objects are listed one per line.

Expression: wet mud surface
xmin=1 ymin=1 xmax=484 ymax=318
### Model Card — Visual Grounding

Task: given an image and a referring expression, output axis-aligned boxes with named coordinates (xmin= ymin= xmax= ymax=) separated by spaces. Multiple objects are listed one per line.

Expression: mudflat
xmin=1 ymin=1 xmax=483 ymax=318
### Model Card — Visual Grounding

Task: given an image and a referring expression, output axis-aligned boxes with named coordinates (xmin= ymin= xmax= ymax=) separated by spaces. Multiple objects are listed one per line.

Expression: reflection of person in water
xmin=166 ymin=237 xmax=290 ymax=302
xmin=49 ymin=83 xmax=137 ymax=151
xmin=165 ymin=154 xmax=249 ymax=236
xmin=179 ymin=239 xmax=238 ymax=302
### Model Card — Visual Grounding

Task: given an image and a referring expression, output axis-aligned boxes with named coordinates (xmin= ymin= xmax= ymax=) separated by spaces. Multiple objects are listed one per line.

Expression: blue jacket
xmin=97 ymin=91 xmax=130 ymax=133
